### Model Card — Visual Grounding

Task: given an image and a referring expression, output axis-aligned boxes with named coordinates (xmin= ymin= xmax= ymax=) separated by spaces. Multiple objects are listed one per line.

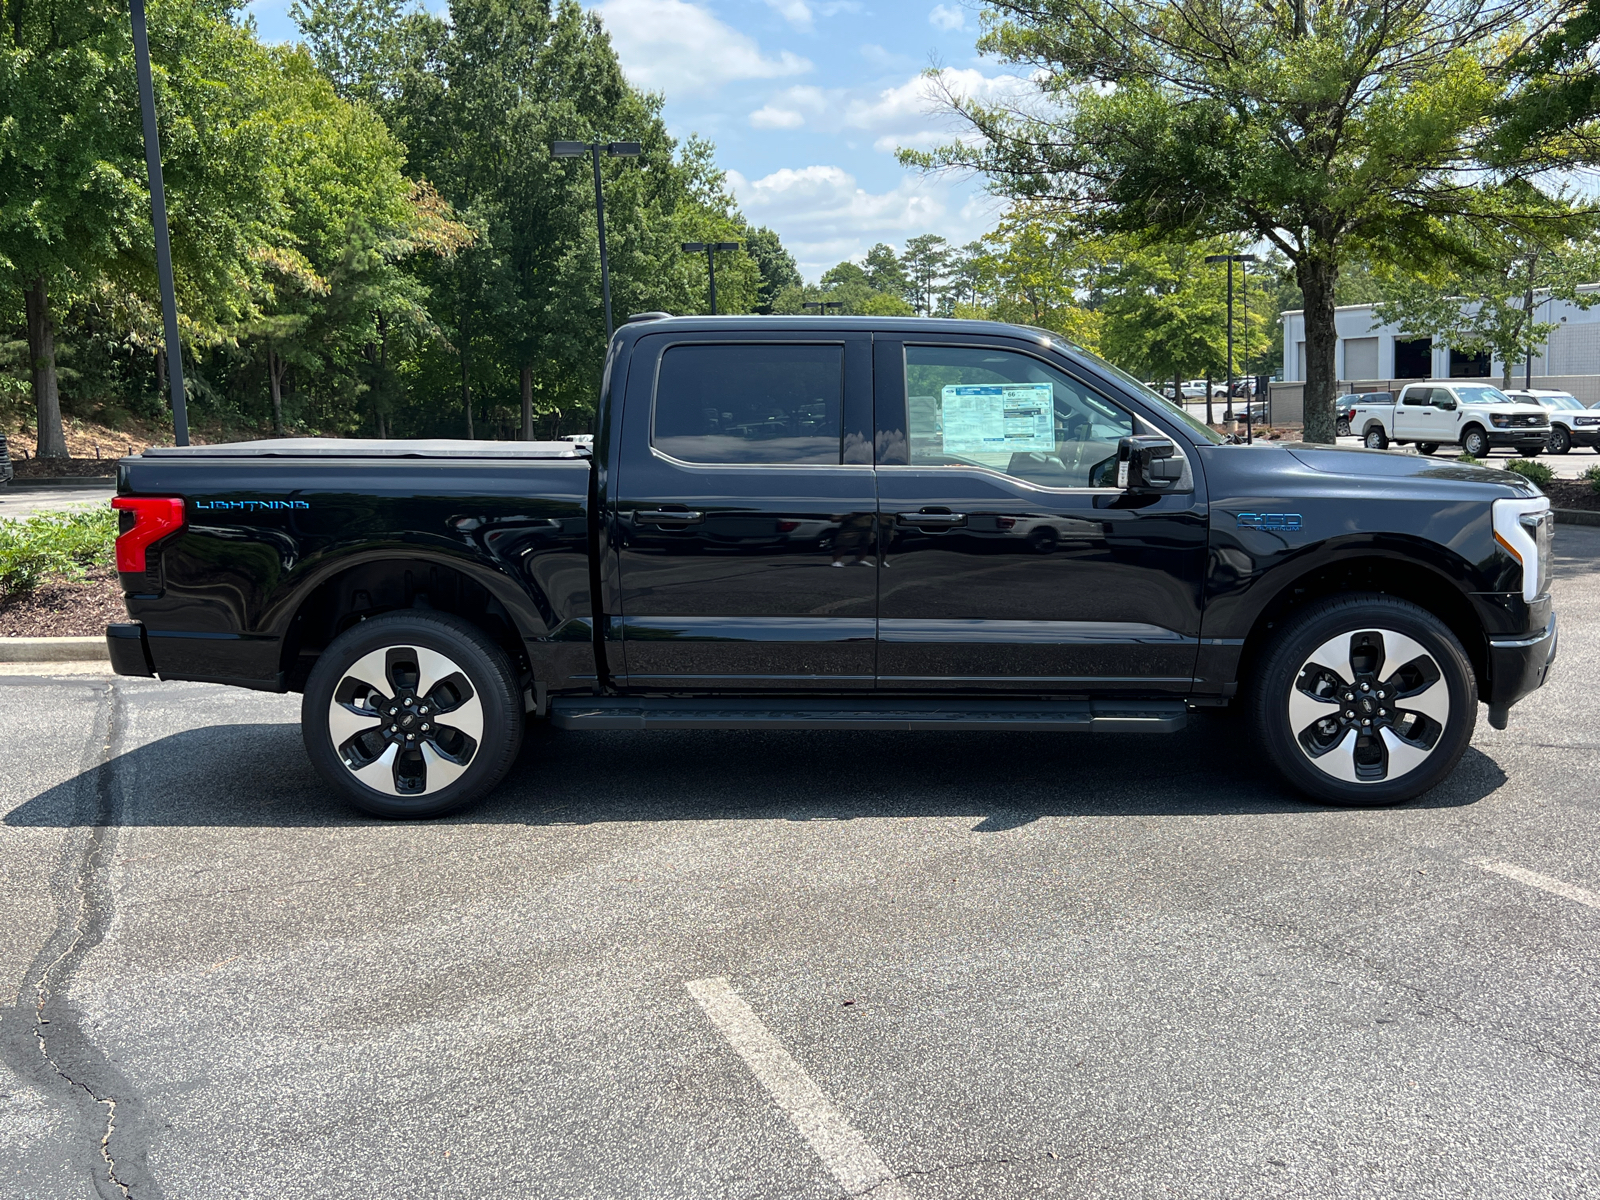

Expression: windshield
xmin=1055 ymin=342 xmax=1226 ymax=444
xmin=1540 ymin=394 xmax=1583 ymax=410
xmin=1453 ymin=385 xmax=1516 ymax=406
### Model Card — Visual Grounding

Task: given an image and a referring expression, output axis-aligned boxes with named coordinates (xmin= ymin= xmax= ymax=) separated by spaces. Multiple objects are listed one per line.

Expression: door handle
xmin=635 ymin=509 xmax=703 ymax=524
xmin=897 ymin=511 xmax=966 ymax=527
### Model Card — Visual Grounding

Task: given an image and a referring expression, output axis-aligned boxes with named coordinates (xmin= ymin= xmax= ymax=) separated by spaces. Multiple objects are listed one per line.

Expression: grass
xmin=0 ymin=508 xmax=117 ymax=597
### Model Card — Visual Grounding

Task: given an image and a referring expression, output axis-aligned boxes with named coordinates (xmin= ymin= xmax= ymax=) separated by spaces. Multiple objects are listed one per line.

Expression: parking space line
xmin=1470 ymin=859 xmax=1600 ymax=909
xmin=687 ymin=976 xmax=909 ymax=1199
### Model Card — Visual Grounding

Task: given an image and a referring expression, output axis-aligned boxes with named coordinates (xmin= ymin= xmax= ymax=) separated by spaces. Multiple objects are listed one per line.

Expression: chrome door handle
xmin=897 ymin=511 xmax=966 ymax=526
xmin=635 ymin=509 xmax=703 ymax=524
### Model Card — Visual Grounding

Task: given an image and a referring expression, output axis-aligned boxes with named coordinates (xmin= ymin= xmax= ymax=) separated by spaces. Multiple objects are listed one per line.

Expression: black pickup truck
xmin=106 ymin=316 xmax=1558 ymax=816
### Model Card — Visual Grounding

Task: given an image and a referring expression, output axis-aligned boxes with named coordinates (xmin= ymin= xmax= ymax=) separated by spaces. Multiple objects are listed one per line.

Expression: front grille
xmin=1512 ymin=413 xmax=1548 ymax=428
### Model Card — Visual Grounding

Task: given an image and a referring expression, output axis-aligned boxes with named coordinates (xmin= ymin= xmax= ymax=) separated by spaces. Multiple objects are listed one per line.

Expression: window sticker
xmin=940 ymin=384 xmax=1055 ymax=454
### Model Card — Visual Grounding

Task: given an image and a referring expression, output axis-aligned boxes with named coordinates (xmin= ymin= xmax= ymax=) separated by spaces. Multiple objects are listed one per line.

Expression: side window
xmin=1402 ymin=388 xmax=1432 ymax=406
xmin=904 ymin=345 xmax=1133 ymax=488
xmin=653 ymin=343 xmax=844 ymax=465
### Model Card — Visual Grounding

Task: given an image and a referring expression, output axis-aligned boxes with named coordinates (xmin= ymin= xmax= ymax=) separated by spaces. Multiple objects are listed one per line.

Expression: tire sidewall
xmin=1550 ymin=426 xmax=1570 ymax=453
xmin=1253 ymin=597 xmax=1477 ymax=806
xmin=302 ymin=612 xmax=523 ymax=818
xmin=1364 ymin=429 xmax=1387 ymax=449
xmin=1462 ymin=427 xmax=1487 ymax=458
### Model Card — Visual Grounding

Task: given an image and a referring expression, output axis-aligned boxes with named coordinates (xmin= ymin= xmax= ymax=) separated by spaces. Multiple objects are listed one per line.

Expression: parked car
xmin=0 ymin=434 xmax=11 ymax=486
xmin=106 ymin=316 xmax=1557 ymax=816
xmin=1336 ymin=392 xmax=1394 ymax=438
xmin=1500 ymin=389 xmax=1600 ymax=454
xmin=1348 ymin=381 xmax=1550 ymax=457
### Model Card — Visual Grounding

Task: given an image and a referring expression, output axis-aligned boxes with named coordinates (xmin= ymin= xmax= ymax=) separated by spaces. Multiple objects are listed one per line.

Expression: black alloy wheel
xmin=1252 ymin=594 xmax=1476 ymax=806
xmin=302 ymin=611 xmax=523 ymax=818
xmin=1461 ymin=427 xmax=1489 ymax=458
xmin=1548 ymin=425 xmax=1571 ymax=454
xmin=1363 ymin=427 xmax=1388 ymax=450
xmin=1417 ymin=442 xmax=1438 ymax=455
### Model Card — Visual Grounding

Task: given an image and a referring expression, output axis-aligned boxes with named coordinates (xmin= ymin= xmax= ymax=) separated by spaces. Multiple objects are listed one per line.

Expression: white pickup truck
xmin=1350 ymin=381 xmax=1551 ymax=458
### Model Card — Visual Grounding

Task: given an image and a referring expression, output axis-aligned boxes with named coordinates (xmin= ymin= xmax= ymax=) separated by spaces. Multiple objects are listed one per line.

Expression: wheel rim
xmin=1365 ymin=431 xmax=1383 ymax=448
xmin=327 ymin=644 xmax=484 ymax=796
xmin=1552 ymin=428 xmax=1569 ymax=452
xmin=1465 ymin=432 xmax=1484 ymax=455
xmin=1288 ymin=628 xmax=1449 ymax=785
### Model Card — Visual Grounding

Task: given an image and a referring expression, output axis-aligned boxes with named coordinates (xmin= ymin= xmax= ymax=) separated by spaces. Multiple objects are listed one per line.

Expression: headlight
xmin=1493 ymin=496 xmax=1553 ymax=603
xmin=1490 ymin=413 xmax=1511 ymax=428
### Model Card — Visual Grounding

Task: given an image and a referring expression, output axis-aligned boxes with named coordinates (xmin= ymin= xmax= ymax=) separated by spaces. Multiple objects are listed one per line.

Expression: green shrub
xmin=1504 ymin=458 xmax=1555 ymax=487
xmin=1581 ymin=463 xmax=1600 ymax=495
xmin=0 ymin=508 xmax=117 ymax=596
xmin=1456 ymin=454 xmax=1484 ymax=466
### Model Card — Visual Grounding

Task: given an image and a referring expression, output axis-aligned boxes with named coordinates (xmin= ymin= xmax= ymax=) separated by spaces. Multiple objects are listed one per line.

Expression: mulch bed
xmin=1546 ymin=479 xmax=1600 ymax=513
xmin=10 ymin=457 xmax=119 ymax=478
xmin=0 ymin=568 xmax=125 ymax=637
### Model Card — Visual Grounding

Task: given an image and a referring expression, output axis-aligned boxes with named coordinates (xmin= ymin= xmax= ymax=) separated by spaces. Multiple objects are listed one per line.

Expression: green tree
xmin=901 ymin=234 xmax=951 ymax=315
xmin=912 ymin=0 xmax=1579 ymax=442
xmin=744 ymin=226 xmax=801 ymax=314
xmin=1096 ymin=238 xmax=1233 ymax=396
xmin=863 ymin=242 xmax=911 ymax=302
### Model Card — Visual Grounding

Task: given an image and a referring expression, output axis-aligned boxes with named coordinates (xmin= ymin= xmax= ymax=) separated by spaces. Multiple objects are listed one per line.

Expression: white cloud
xmin=928 ymin=3 xmax=966 ymax=31
xmin=750 ymin=105 xmax=807 ymax=129
xmin=596 ymin=0 xmax=812 ymax=96
xmin=766 ymin=0 xmax=812 ymax=30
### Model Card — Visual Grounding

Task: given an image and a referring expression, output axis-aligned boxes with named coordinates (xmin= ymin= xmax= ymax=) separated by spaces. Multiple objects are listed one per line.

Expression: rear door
xmin=872 ymin=337 xmax=1206 ymax=694
xmin=1393 ymin=387 xmax=1434 ymax=439
xmin=609 ymin=331 xmax=877 ymax=691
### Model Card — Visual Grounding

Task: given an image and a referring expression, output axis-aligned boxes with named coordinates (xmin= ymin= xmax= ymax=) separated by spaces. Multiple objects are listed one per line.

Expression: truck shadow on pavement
xmin=4 ymin=712 xmax=1508 ymax=830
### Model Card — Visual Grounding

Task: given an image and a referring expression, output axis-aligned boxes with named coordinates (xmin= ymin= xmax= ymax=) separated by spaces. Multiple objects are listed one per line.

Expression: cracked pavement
xmin=1 ymin=528 xmax=1597 ymax=1199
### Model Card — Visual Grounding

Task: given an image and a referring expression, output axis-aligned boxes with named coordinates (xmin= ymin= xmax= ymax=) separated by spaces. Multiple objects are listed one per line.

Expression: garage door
xmin=1344 ymin=337 xmax=1378 ymax=381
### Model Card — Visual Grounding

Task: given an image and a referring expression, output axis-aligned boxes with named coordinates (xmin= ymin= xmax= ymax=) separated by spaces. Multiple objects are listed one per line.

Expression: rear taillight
xmin=111 ymin=496 xmax=185 ymax=572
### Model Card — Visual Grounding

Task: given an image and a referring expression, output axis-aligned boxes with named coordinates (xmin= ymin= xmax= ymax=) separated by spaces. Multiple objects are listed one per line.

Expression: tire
xmin=1461 ymin=426 xmax=1489 ymax=458
xmin=302 ymin=611 xmax=523 ymax=818
xmin=1518 ymin=447 xmax=1543 ymax=458
xmin=1417 ymin=442 xmax=1438 ymax=456
xmin=1363 ymin=427 xmax=1388 ymax=450
xmin=1548 ymin=426 xmax=1570 ymax=454
xmin=1251 ymin=594 xmax=1476 ymax=807
xmin=1336 ymin=419 xmax=1351 ymax=438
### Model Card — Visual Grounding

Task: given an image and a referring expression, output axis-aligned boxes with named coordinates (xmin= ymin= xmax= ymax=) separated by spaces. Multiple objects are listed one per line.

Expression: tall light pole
xmin=130 ymin=0 xmax=189 ymax=445
xmin=682 ymin=242 xmax=740 ymax=314
xmin=803 ymin=301 xmax=843 ymax=316
xmin=1205 ymin=252 xmax=1259 ymax=441
xmin=552 ymin=140 xmax=641 ymax=341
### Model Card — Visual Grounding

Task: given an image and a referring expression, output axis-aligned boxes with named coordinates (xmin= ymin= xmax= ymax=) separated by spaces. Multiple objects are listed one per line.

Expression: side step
xmin=549 ymin=696 xmax=1187 ymax=733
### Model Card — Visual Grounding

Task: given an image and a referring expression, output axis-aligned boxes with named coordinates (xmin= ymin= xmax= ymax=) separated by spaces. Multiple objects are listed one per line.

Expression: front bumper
xmin=1485 ymin=615 xmax=1558 ymax=727
xmin=1564 ymin=425 xmax=1600 ymax=447
xmin=1484 ymin=429 xmax=1550 ymax=449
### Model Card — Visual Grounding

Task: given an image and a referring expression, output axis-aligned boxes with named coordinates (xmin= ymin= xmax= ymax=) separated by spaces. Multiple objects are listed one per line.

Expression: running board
xmin=549 ymin=696 xmax=1187 ymax=733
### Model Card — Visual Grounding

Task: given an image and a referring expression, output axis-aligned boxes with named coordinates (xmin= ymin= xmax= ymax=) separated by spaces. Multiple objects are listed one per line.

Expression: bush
xmin=1504 ymin=458 xmax=1555 ymax=487
xmin=1581 ymin=464 xmax=1600 ymax=495
xmin=0 ymin=508 xmax=116 ymax=596
xmin=1456 ymin=454 xmax=1484 ymax=465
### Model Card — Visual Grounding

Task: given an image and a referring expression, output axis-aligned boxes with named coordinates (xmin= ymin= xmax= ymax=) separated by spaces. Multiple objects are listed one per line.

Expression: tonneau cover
xmin=140 ymin=438 xmax=588 ymax=459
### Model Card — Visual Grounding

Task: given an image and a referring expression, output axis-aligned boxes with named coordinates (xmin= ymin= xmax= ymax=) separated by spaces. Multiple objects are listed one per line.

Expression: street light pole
xmin=552 ymin=140 xmax=642 ymax=342
xmin=1525 ymin=252 xmax=1538 ymax=390
xmin=130 ymin=0 xmax=188 ymax=446
xmin=1205 ymin=252 xmax=1259 ymax=441
xmin=681 ymin=242 xmax=741 ymax=314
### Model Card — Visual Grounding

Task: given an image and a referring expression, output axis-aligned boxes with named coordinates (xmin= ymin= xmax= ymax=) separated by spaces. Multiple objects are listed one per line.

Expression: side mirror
xmin=1118 ymin=435 xmax=1183 ymax=491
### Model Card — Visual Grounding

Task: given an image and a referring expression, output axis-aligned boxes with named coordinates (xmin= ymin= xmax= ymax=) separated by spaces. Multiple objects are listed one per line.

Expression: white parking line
xmin=686 ymin=976 xmax=909 ymax=1199
xmin=1471 ymin=859 xmax=1600 ymax=909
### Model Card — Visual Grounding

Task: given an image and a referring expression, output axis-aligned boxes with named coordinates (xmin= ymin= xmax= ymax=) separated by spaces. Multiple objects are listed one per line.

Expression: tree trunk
xmin=521 ymin=363 xmax=533 ymax=440
xmin=460 ymin=317 xmax=474 ymax=439
xmin=25 ymin=274 xmax=68 ymax=459
xmin=1298 ymin=255 xmax=1340 ymax=444
xmin=268 ymin=345 xmax=286 ymax=436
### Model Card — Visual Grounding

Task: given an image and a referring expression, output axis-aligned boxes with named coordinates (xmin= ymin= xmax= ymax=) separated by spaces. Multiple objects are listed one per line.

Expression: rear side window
xmin=653 ymin=343 xmax=843 ymax=465
xmin=1402 ymin=388 xmax=1432 ymax=406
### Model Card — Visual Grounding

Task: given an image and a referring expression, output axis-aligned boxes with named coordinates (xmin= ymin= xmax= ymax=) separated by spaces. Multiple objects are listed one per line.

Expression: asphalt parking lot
xmin=2 ymin=532 xmax=1597 ymax=1200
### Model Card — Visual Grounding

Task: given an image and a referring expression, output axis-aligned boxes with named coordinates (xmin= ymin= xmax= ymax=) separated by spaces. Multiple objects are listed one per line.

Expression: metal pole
xmin=591 ymin=144 xmax=614 ymax=342
xmin=707 ymin=246 xmax=718 ymax=315
xmin=130 ymin=0 xmax=189 ymax=446
xmin=1241 ymin=258 xmax=1252 ymax=440
xmin=1525 ymin=254 xmax=1535 ymax=390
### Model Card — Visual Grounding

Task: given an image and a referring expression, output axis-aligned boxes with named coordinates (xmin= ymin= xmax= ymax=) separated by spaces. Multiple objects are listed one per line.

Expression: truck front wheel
xmin=1461 ymin=426 xmax=1489 ymax=458
xmin=1251 ymin=595 xmax=1476 ymax=807
xmin=302 ymin=611 xmax=524 ymax=818
xmin=1548 ymin=426 xmax=1570 ymax=454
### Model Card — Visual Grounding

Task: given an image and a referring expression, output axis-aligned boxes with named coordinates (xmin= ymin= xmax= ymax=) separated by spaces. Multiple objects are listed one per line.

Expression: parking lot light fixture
xmin=682 ymin=241 xmax=741 ymax=314
xmin=553 ymin=140 xmax=642 ymax=340
xmin=803 ymin=301 xmax=844 ymax=315
xmin=1205 ymin=253 xmax=1260 ymax=441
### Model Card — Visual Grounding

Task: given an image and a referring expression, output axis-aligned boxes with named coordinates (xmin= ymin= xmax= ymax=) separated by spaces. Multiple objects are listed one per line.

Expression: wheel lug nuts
xmin=420 ymin=723 xmax=430 ymax=732
xmin=388 ymin=707 xmax=398 ymax=716
xmin=1345 ymin=710 xmax=1355 ymax=718
xmin=419 ymin=707 xmax=428 ymax=715
xmin=406 ymin=733 xmax=415 ymax=741
xmin=403 ymin=697 xmax=413 ymax=707
xmin=389 ymin=724 xmax=398 ymax=733
xmin=1361 ymin=719 xmax=1371 ymax=726
xmin=1360 ymin=683 xmax=1370 ymax=692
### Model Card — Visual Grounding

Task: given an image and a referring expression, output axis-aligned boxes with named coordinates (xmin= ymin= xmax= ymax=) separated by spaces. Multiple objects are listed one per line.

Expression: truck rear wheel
xmin=1363 ymin=427 xmax=1388 ymax=450
xmin=302 ymin=611 xmax=523 ymax=818
xmin=1251 ymin=594 xmax=1476 ymax=807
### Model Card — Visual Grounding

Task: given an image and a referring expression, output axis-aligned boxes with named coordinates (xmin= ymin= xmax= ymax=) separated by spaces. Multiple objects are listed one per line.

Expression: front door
xmin=610 ymin=332 xmax=877 ymax=690
xmin=873 ymin=338 xmax=1206 ymax=694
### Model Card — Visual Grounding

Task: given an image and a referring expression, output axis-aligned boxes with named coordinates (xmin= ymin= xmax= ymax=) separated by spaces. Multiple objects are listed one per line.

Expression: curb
xmin=4 ymin=477 xmax=117 ymax=490
xmin=1554 ymin=508 xmax=1600 ymax=527
xmin=0 ymin=636 xmax=109 ymax=663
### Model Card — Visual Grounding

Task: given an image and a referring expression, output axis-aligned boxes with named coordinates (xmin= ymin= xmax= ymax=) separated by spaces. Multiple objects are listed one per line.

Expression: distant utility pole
xmin=130 ymin=0 xmax=189 ymax=446
xmin=552 ymin=140 xmax=642 ymax=341
xmin=1206 ymin=252 xmax=1259 ymax=441
xmin=682 ymin=242 xmax=740 ymax=314
xmin=803 ymin=301 xmax=844 ymax=316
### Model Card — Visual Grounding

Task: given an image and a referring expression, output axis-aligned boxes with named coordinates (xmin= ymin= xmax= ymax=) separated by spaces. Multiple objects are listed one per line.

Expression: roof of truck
xmin=140 ymin=438 xmax=589 ymax=459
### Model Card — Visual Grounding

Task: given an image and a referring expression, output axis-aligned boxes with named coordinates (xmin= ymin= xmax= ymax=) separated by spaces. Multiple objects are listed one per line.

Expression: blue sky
xmin=244 ymin=0 xmax=1035 ymax=279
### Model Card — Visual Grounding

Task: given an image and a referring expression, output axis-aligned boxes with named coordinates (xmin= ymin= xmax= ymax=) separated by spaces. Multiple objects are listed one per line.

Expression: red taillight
xmin=111 ymin=496 xmax=185 ymax=572
xmin=776 ymin=520 xmax=800 ymax=532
